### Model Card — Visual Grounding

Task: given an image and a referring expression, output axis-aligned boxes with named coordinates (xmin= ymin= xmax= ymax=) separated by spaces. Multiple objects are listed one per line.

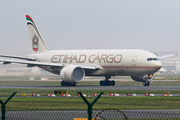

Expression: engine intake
xmin=60 ymin=65 xmax=85 ymax=83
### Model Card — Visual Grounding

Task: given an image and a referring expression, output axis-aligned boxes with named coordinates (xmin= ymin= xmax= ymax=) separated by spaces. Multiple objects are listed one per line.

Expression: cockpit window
xmin=147 ymin=58 xmax=159 ymax=61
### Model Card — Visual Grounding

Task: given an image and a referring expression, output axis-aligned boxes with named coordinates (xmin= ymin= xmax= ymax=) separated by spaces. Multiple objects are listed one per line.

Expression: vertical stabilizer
xmin=26 ymin=15 xmax=48 ymax=54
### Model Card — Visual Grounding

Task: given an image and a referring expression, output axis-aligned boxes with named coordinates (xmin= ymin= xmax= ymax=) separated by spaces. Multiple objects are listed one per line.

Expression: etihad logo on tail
xmin=32 ymin=35 xmax=39 ymax=51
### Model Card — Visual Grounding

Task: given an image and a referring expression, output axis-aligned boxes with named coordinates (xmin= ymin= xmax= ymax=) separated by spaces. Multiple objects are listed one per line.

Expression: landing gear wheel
xmin=61 ymin=81 xmax=76 ymax=86
xmin=100 ymin=81 xmax=103 ymax=86
xmin=100 ymin=76 xmax=115 ymax=86
xmin=61 ymin=81 xmax=65 ymax=86
xmin=146 ymin=81 xmax=150 ymax=86
xmin=112 ymin=81 xmax=115 ymax=86
xmin=100 ymin=80 xmax=115 ymax=86
xmin=143 ymin=81 xmax=150 ymax=86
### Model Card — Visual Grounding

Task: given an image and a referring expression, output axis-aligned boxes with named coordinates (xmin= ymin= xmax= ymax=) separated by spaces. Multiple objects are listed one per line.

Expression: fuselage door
xmin=132 ymin=56 xmax=138 ymax=66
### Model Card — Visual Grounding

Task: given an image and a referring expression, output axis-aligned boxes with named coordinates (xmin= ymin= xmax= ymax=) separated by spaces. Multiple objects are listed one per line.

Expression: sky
xmin=0 ymin=0 xmax=180 ymax=55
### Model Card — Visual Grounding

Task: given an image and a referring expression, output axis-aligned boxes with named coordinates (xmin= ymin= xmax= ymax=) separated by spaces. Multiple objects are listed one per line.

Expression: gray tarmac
xmin=0 ymin=85 xmax=179 ymax=90
xmin=4 ymin=109 xmax=180 ymax=120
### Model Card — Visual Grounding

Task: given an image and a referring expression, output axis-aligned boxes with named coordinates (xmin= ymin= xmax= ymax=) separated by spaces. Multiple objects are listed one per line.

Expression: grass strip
xmin=0 ymin=96 xmax=180 ymax=110
xmin=0 ymin=89 xmax=180 ymax=96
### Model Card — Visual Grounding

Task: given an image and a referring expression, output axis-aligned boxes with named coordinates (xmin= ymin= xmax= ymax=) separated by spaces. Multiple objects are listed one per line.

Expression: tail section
xmin=26 ymin=15 xmax=48 ymax=54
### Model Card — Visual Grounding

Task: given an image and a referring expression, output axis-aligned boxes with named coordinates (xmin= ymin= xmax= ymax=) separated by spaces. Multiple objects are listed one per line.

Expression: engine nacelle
xmin=60 ymin=65 xmax=85 ymax=83
xmin=131 ymin=74 xmax=154 ymax=82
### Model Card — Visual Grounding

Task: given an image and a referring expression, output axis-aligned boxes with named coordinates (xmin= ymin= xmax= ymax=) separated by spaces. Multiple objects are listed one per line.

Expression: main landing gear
xmin=61 ymin=81 xmax=76 ymax=86
xmin=143 ymin=81 xmax=150 ymax=86
xmin=100 ymin=77 xmax=115 ymax=86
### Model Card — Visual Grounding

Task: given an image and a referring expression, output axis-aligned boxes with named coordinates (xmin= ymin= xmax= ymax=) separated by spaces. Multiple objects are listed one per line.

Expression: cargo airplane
xmin=0 ymin=15 xmax=171 ymax=86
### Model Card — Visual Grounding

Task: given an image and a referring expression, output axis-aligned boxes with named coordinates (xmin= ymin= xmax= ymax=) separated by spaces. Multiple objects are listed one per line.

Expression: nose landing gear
xmin=100 ymin=76 xmax=115 ymax=86
xmin=143 ymin=81 xmax=150 ymax=86
xmin=143 ymin=74 xmax=152 ymax=86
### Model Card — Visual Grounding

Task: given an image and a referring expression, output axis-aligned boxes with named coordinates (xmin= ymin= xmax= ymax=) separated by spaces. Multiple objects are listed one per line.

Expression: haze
xmin=0 ymin=0 xmax=180 ymax=55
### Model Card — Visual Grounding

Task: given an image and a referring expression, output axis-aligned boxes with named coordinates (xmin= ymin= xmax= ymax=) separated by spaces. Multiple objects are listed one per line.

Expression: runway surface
xmin=5 ymin=109 xmax=180 ymax=119
xmin=0 ymin=85 xmax=179 ymax=90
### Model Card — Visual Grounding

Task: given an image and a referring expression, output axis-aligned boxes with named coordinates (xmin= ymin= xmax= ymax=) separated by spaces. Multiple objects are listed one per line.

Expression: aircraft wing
xmin=0 ymin=59 xmax=98 ymax=70
xmin=0 ymin=55 xmax=36 ymax=61
xmin=159 ymin=54 xmax=174 ymax=60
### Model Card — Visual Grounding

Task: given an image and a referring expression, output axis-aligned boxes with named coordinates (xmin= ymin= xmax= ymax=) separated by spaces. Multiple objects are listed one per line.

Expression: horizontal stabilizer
xmin=0 ymin=55 xmax=36 ymax=61
xmin=0 ymin=59 xmax=63 ymax=67
xmin=3 ymin=61 xmax=11 ymax=64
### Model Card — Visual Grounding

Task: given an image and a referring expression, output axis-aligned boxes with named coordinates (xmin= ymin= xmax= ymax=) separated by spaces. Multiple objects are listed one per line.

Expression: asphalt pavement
xmin=0 ymin=85 xmax=179 ymax=90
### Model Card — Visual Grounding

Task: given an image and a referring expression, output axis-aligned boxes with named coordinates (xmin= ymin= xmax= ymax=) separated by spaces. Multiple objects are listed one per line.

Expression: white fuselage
xmin=27 ymin=49 xmax=161 ymax=77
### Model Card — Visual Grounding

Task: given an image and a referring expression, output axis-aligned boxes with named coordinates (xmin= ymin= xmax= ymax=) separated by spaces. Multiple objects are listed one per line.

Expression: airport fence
xmin=2 ymin=108 xmax=180 ymax=120
xmin=1 ymin=92 xmax=180 ymax=120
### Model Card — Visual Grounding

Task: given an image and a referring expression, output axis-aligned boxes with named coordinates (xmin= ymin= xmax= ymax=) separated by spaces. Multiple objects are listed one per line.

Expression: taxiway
xmin=0 ymin=85 xmax=179 ymax=90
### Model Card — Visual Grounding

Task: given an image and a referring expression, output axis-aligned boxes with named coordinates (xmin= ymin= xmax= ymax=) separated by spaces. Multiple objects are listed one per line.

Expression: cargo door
xmin=132 ymin=56 xmax=138 ymax=66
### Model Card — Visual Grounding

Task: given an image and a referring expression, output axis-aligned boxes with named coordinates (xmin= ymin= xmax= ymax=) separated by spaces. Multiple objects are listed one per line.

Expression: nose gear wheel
xmin=143 ymin=81 xmax=150 ymax=86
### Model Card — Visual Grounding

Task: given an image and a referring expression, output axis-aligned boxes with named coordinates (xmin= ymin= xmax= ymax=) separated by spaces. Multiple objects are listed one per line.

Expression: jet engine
xmin=60 ymin=65 xmax=85 ymax=83
xmin=131 ymin=74 xmax=154 ymax=86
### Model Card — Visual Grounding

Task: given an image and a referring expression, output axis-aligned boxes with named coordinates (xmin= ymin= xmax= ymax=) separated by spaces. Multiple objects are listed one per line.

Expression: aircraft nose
xmin=154 ymin=61 xmax=162 ymax=70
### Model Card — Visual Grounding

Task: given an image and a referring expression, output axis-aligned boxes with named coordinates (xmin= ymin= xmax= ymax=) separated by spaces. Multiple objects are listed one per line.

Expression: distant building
xmin=152 ymin=50 xmax=179 ymax=57
xmin=0 ymin=64 xmax=49 ymax=76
